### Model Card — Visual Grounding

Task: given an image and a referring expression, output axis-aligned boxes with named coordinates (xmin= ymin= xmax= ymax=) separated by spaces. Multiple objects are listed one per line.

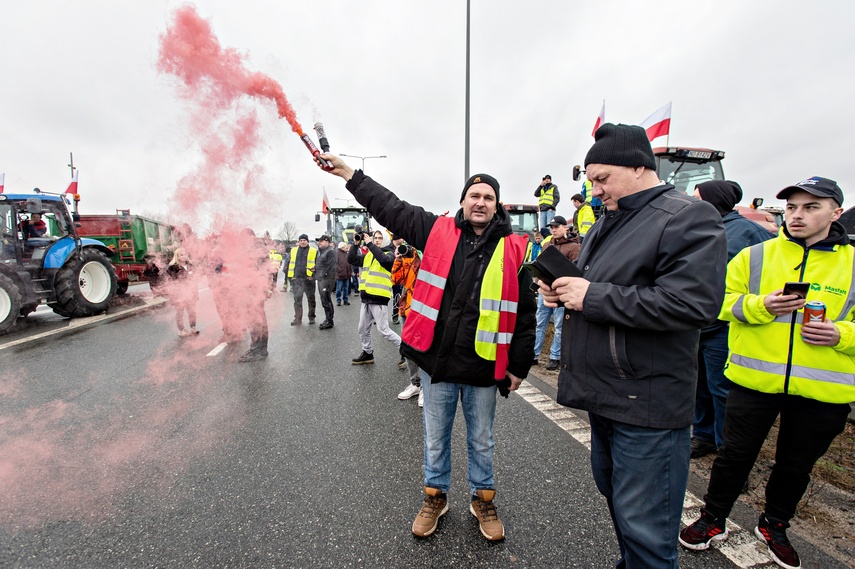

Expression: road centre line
xmin=514 ymin=382 xmax=773 ymax=568
xmin=207 ymin=342 xmax=227 ymax=357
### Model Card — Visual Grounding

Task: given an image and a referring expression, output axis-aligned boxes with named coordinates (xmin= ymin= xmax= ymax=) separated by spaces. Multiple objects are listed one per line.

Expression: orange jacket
xmin=391 ymin=253 xmax=421 ymax=317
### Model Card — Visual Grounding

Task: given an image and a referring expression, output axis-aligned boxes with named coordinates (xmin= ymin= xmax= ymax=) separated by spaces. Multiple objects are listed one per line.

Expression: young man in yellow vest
xmin=317 ymin=154 xmax=536 ymax=542
xmin=347 ymin=229 xmax=401 ymax=364
xmin=680 ymin=177 xmax=854 ymax=569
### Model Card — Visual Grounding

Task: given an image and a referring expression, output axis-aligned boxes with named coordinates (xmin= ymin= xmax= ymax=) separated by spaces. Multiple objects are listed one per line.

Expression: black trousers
xmin=318 ymin=277 xmax=335 ymax=322
xmin=704 ymin=385 xmax=850 ymax=522
xmin=292 ymin=278 xmax=316 ymax=321
xmin=248 ymin=300 xmax=268 ymax=352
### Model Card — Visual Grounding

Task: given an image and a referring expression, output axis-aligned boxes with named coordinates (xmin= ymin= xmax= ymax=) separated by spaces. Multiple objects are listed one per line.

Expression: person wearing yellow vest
xmin=570 ymin=193 xmax=596 ymax=241
xmin=316 ymin=153 xmax=536 ymax=543
xmin=681 ymin=177 xmax=855 ymax=568
xmin=287 ymin=234 xmax=317 ymax=325
xmin=347 ymin=229 xmax=402 ymax=364
xmin=534 ymin=174 xmax=560 ymax=231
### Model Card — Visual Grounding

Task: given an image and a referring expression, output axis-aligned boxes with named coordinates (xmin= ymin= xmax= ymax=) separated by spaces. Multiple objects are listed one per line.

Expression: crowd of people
xmin=302 ymin=123 xmax=852 ymax=569
xmin=151 ymin=122 xmax=850 ymax=569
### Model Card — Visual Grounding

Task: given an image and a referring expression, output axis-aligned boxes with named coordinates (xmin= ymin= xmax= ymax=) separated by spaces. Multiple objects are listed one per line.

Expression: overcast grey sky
xmin=2 ymin=1 xmax=853 ymax=236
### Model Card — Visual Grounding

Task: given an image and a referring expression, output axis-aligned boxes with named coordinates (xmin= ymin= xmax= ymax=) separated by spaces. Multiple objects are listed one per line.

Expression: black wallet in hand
xmin=523 ymin=245 xmax=582 ymax=286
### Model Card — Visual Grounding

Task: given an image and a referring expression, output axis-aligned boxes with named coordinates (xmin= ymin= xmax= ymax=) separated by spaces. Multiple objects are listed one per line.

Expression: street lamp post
xmin=339 ymin=153 xmax=387 ymax=172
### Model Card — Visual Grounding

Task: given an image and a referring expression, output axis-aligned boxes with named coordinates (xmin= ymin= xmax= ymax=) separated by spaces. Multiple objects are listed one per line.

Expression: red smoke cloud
xmin=158 ymin=4 xmax=304 ymax=135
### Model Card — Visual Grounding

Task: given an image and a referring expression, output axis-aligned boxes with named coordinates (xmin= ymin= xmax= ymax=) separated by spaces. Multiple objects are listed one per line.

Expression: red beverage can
xmin=804 ymin=301 xmax=826 ymax=323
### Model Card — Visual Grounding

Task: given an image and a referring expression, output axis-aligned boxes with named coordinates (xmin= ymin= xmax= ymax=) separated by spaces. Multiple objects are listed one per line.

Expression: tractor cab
xmin=653 ymin=147 xmax=726 ymax=193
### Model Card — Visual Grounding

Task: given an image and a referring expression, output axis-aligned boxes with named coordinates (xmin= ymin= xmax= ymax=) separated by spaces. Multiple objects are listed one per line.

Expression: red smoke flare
xmin=157 ymin=4 xmax=305 ymax=135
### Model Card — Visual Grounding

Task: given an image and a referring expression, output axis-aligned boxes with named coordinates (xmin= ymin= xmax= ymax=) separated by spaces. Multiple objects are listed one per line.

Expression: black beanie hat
xmin=460 ymin=173 xmax=500 ymax=203
xmin=696 ymin=180 xmax=743 ymax=216
xmin=584 ymin=123 xmax=656 ymax=170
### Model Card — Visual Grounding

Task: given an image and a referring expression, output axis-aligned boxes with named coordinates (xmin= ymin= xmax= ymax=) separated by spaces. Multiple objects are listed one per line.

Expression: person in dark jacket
xmin=539 ymin=123 xmax=727 ymax=568
xmin=289 ymin=235 xmax=316 ymax=325
xmin=335 ymin=242 xmax=353 ymax=305
xmin=347 ymin=229 xmax=401 ymax=363
xmin=318 ymin=153 xmax=536 ymax=543
xmin=688 ymin=180 xmax=775 ymax=459
xmin=314 ymin=235 xmax=337 ymax=329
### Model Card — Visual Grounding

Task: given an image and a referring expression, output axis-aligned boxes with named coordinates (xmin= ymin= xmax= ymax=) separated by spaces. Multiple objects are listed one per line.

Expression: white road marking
xmin=207 ymin=342 xmax=227 ymax=357
xmin=515 ymin=381 xmax=774 ymax=568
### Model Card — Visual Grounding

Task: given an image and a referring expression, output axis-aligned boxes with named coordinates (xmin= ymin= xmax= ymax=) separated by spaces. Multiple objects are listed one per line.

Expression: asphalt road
xmin=0 ymin=285 xmax=845 ymax=568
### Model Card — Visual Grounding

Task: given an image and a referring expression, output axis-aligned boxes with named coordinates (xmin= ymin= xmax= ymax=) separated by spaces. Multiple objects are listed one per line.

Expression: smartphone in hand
xmin=782 ymin=281 xmax=810 ymax=299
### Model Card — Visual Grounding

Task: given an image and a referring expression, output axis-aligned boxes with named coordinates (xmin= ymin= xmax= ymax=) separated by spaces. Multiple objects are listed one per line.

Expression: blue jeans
xmin=539 ymin=209 xmax=555 ymax=231
xmin=335 ymin=278 xmax=350 ymax=303
xmin=590 ymin=413 xmax=690 ymax=569
xmin=692 ymin=326 xmax=732 ymax=448
xmin=420 ymin=370 xmax=497 ymax=495
xmin=534 ymin=295 xmax=563 ymax=360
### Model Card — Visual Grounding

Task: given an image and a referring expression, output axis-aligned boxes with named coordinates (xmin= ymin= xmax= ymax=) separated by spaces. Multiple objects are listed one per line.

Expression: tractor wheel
xmin=116 ymin=281 xmax=129 ymax=295
xmin=0 ymin=273 xmax=23 ymax=335
xmin=50 ymin=249 xmax=117 ymax=318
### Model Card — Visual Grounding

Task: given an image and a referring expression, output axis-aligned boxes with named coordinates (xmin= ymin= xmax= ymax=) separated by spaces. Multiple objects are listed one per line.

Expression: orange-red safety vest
xmin=402 ymin=216 xmax=529 ymax=379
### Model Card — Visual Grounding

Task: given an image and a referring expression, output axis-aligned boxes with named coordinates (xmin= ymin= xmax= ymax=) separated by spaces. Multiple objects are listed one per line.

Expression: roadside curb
xmin=0 ymin=297 xmax=168 ymax=351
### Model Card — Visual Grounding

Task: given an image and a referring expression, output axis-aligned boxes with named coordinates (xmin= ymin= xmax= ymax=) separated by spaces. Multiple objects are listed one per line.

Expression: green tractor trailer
xmin=75 ymin=210 xmax=176 ymax=294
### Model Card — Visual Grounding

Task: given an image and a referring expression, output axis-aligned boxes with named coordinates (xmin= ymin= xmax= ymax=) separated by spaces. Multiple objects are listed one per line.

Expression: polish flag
xmin=65 ymin=171 xmax=79 ymax=194
xmin=322 ymin=187 xmax=330 ymax=214
xmin=639 ymin=102 xmax=672 ymax=142
xmin=592 ymin=100 xmax=605 ymax=137
xmin=0 ymin=172 xmax=5 ymax=194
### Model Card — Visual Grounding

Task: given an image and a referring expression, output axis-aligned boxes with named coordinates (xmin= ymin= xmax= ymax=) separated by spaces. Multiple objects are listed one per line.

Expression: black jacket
xmin=345 ymin=171 xmax=536 ymax=386
xmin=347 ymin=238 xmax=396 ymax=305
xmin=315 ymin=245 xmax=337 ymax=280
xmin=557 ymin=184 xmax=728 ymax=428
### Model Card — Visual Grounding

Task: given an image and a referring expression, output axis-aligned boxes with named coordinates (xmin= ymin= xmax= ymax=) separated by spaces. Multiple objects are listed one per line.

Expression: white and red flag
xmin=592 ymin=100 xmax=605 ymax=137
xmin=322 ymin=187 xmax=330 ymax=214
xmin=0 ymin=172 xmax=5 ymax=193
xmin=65 ymin=171 xmax=79 ymax=194
xmin=639 ymin=102 xmax=672 ymax=143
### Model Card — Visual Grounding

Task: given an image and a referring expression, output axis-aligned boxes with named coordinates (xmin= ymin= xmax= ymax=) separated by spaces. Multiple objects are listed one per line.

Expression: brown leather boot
xmin=412 ymin=487 xmax=448 ymax=537
xmin=470 ymin=489 xmax=505 ymax=541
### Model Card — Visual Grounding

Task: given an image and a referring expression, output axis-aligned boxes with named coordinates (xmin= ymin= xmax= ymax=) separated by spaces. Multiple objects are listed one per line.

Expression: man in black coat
xmin=314 ymin=235 xmax=337 ymax=329
xmin=540 ymin=123 xmax=727 ymax=568
xmin=318 ymin=154 xmax=536 ymax=543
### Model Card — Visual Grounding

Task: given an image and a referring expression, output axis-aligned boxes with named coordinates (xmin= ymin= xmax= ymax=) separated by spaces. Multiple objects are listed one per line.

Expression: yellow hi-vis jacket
xmin=359 ymin=251 xmax=393 ymax=299
xmin=287 ymin=246 xmax=316 ymax=278
xmin=268 ymin=250 xmax=283 ymax=273
xmin=576 ymin=203 xmax=596 ymax=236
xmin=719 ymin=230 xmax=855 ymax=404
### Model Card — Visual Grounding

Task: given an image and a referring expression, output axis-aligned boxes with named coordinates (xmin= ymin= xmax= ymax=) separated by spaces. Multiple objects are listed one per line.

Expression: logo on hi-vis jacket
xmin=822 ymin=285 xmax=847 ymax=296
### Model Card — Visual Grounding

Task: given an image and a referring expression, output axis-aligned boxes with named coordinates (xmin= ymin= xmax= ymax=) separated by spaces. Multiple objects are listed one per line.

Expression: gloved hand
xmin=497 ymin=376 xmax=512 ymax=398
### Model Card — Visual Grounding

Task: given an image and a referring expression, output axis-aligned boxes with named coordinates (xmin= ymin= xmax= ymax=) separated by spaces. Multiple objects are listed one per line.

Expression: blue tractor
xmin=0 ymin=193 xmax=117 ymax=334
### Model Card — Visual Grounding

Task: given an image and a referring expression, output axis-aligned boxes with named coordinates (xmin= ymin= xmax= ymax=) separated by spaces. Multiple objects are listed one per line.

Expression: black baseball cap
xmin=776 ymin=176 xmax=844 ymax=206
xmin=317 ymin=235 xmax=331 ymax=242
xmin=547 ymin=215 xmax=568 ymax=227
xmin=543 ymin=174 xmax=551 ymax=180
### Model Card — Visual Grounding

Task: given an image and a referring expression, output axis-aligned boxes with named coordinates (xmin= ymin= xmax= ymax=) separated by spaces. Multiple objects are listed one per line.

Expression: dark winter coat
xmin=344 ymin=171 xmax=536 ymax=386
xmin=314 ymin=245 xmax=337 ymax=280
xmin=336 ymin=249 xmax=353 ymax=280
xmin=557 ymin=184 xmax=728 ymax=428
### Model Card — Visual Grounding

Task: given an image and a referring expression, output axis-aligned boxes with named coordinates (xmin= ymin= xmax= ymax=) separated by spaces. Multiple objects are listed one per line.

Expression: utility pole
xmin=464 ymin=0 xmax=471 ymax=181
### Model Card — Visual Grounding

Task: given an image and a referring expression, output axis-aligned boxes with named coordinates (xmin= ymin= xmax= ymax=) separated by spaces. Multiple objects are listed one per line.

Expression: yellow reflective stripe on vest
xmin=475 ymin=239 xmax=509 ymax=361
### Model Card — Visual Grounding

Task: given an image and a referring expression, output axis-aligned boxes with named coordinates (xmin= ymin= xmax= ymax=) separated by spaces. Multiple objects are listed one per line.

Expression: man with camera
xmin=347 ymin=229 xmax=401 ymax=364
xmin=391 ymin=238 xmax=423 ymax=405
xmin=317 ymin=153 xmax=536 ymax=542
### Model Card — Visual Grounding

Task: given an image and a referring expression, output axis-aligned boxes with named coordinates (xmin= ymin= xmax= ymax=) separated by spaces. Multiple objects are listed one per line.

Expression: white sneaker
xmin=418 ymin=389 xmax=424 ymax=408
xmin=178 ymin=330 xmax=191 ymax=337
xmin=398 ymin=383 xmax=421 ymax=400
